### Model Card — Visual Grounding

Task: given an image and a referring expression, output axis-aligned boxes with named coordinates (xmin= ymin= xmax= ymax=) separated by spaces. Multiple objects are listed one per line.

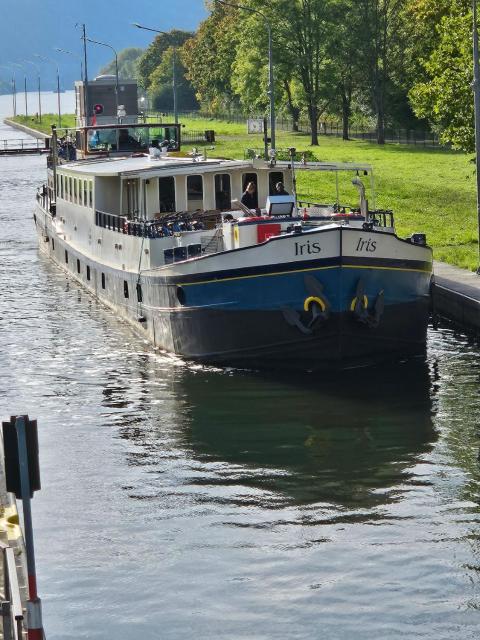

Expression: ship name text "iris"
xmin=295 ymin=240 xmax=322 ymax=256
xmin=356 ymin=237 xmax=377 ymax=252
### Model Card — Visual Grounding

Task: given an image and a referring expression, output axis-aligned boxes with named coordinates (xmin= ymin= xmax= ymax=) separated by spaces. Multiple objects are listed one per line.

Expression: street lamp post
xmin=0 ymin=65 xmax=17 ymax=116
xmin=55 ymin=48 xmax=84 ymax=124
xmin=11 ymin=63 xmax=28 ymax=117
xmin=215 ymin=0 xmax=276 ymax=154
xmin=473 ymin=0 xmax=480 ymax=273
xmin=133 ymin=23 xmax=178 ymax=124
xmin=35 ymin=54 xmax=61 ymax=127
xmin=23 ymin=60 xmax=42 ymax=122
xmin=85 ymin=38 xmax=119 ymax=122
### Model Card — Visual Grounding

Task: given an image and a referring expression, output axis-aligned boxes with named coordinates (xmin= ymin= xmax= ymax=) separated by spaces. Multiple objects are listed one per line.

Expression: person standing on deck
xmin=241 ymin=182 xmax=258 ymax=210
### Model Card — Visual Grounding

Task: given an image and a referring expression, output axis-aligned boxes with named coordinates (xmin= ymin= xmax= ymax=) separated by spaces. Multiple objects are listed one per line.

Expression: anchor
xmin=282 ymin=275 xmax=331 ymax=334
xmin=351 ymin=279 xmax=384 ymax=328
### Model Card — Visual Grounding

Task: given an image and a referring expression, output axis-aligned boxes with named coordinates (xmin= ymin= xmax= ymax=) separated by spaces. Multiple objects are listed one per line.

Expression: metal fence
xmin=146 ymin=110 xmax=443 ymax=148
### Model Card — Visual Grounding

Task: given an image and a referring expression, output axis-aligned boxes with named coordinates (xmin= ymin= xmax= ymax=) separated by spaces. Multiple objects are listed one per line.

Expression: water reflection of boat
xmin=178 ymin=362 xmax=436 ymax=506
xmin=101 ymin=357 xmax=436 ymax=508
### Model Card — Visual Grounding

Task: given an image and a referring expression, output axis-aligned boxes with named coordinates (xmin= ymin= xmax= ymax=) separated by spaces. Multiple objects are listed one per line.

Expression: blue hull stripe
xmin=177 ymin=264 xmax=432 ymax=313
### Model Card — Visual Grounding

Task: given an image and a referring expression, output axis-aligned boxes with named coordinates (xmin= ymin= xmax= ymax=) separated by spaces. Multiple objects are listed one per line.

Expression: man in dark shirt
xmin=241 ymin=182 xmax=258 ymax=210
xmin=275 ymin=182 xmax=289 ymax=195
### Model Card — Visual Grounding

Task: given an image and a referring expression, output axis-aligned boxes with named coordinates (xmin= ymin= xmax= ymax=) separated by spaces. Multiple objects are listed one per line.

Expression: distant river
xmin=1 ymin=95 xmax=480 ymax=640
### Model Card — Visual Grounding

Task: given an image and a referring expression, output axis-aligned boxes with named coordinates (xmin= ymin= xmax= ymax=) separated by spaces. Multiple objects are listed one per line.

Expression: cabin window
xmin=65 ymin=250 xmax=68 ymax=264
xmin=215 ymin=174 xmax=232 ymax=210
xmin=136 ymin=283 xmax=143 ymax=303
xmin=269 ymin=172 xmax=285 ymax=195
xmin=69 ymin=177 xmax=73 ymax=202
xmin=60 ymin=175 xmax=64 ymax=200
xmin=101 ymin=273 xmax=106 ymax=289
xmin=88 ymin=181 xmax=93 ymax=208
xmin=86 ymin=265 xmax=91 ymax=281
xmin=187 ymin=175 xmax=204 ymax=211
xmin=159 ymin=176 xmax=176 ymax=213
xmin=75 ymin=179 xmax=79 ymax=204
xmin=52 ymin=238 xmax=55 ymax=251
xmin=76 ymin=258 xmax=81 ymax=274
xmin=124 ymin=280 xmax=129 ymax=299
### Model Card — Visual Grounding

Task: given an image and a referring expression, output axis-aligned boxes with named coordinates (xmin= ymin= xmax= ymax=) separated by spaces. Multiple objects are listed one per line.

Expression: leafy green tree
xmin=137 ymin=30 xmax=193 ymax=90
xmin=354 ymin=0 xmax=406 ymax=144
xmin=99 ymin=47 xmax=144 ymax=80
xmin=182 ymin=2 xmax=240 ymax=112
xmin=409 ymin=3 xmax=474 ymax=151
xmin=149 ymin=48 xmax=199 ymax=111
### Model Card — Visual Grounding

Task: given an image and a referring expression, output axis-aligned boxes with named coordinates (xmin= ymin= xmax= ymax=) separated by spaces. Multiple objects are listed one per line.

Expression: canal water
xmin=1 ymin=95 xmax=480 ymax=639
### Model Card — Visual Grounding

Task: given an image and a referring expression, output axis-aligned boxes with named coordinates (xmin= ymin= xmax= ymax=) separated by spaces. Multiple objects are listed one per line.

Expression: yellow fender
xmin=304 ymin=296 xmax=327 ymax=313
xmin=350 ymin=294 xmax=368 ymax=312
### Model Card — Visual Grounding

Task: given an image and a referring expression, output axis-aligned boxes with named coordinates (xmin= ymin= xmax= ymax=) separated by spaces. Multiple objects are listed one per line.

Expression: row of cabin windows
xmin=62 ymin=248 xmax=142 ymax=301
xmin=58 ymin=174 xmax=93 ymax=208
xmin=158 ymin=171 xmax=285 ymax=213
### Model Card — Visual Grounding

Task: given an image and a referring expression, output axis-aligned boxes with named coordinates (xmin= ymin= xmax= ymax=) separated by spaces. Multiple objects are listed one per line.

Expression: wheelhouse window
xmin=159 ymin=176 xmax=176 ymax=213
xmin=215 ymin=174 xmax=232 ymax=211
xmin=187 ymin=175 xmax=204 ymax=211
xmin=269 ymin=171 xmax=285 ymax=195
xmin=242 ymin=173 xmax=258 ymax=192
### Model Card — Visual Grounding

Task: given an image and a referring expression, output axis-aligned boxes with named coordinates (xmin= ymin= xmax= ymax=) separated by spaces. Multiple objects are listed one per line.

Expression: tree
xmin=182 ymin=2 xmax=240 ymax=112
xmin=409 ymin=3 xmax=474 ymax=151
xmin=355 ymin=0 xmax=406 ymax=144
xmin=149 ymin=48 xmax=199 ymax=111
xmin=137 ymin=30 xmax=193 ymax=90
xmin=99 ymin=48 xmax=144 ymax=80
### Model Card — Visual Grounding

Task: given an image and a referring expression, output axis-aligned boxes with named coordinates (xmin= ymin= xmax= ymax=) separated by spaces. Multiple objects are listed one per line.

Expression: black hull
xmin=169 ymin=301 xmax=429 ymax=371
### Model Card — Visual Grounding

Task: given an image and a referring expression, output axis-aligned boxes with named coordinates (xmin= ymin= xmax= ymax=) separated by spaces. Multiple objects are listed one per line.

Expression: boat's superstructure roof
xmin=56 ymin=154 xmax=373 ymax=178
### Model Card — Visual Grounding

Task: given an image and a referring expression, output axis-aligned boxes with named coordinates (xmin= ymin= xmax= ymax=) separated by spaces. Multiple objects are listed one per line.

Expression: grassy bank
xmin=11 ymin=114 xmax=76 ymax=134
xmin=10 ymin=113 xmax=478 ymax=271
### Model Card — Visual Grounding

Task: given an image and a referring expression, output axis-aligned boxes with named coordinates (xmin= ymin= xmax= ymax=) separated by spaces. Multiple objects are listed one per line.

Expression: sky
xmin=1 ymin=0 xmax=207 ymax=91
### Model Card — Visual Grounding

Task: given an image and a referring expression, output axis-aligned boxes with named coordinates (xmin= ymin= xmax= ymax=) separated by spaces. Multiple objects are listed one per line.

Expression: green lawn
xmin=11 ymin=113 xmax=77 ymax=134
xmin=11 ymin=113 xmax=479 ymax=271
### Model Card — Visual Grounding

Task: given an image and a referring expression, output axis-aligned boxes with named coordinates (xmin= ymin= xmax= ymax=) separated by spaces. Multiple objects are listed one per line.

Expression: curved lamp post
xmin=0 ymin=64 xmax=17 ymax=116
xmin=55 ymin=47 xmax=85 ymax=124
xmin=23 ymin=60 xmax=42 ymax=122
xmin=214 ymin=0 xmax=276 ymax=153
xmin=35 ymin=54 xmax=61 ymax=127
xmin=85 ymin=37 xmax=119 ymax=122
xmin=11 ymin=62 xmax=28 ymax=117
xmin=133 ymin=22 xmax=178 ymax=124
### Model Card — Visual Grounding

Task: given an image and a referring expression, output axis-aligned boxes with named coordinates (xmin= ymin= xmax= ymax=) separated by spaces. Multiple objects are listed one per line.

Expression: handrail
xmin=5 ymin=547 xmax=23 ymax=621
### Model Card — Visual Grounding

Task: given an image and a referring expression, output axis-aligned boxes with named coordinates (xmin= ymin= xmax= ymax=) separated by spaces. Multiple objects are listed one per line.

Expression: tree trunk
xmin=309 ymin=104 xmax=319 ymax=145
xmin=283 ymin=80 xmax=300 ymax=132
xmin=374 ymin=65 xmax=385 ymax=145
xmin=342 ymin=92 xmax=351 ymax=141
